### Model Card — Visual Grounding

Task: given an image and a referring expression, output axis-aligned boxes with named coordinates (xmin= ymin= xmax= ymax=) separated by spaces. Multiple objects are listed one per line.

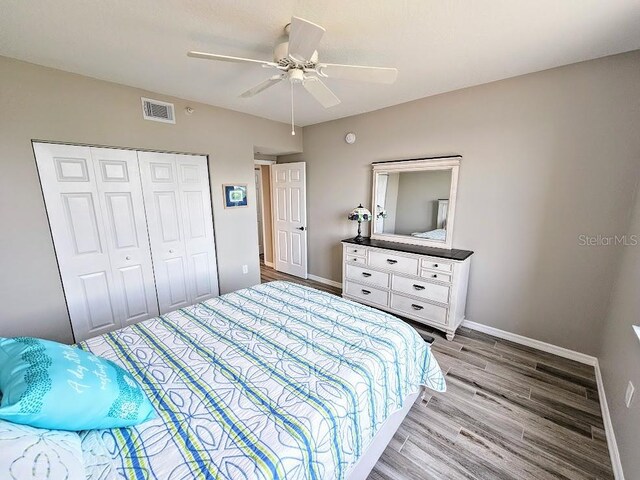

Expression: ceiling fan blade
xmin=302 ymin=77 xmax=341 ymax=108
xmin=318 ymin=63 xmax=398 ymax=84
xmin=287 ymin=16 xmax=325 ymax=62
xmin=188 ymin=51 xmax=277 ymax=67
xmin=240 ymin=75 xmax=285 ymax=98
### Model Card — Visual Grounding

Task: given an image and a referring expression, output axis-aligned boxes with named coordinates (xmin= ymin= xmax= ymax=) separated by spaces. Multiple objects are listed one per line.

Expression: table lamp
xmin=348 ymin=204 xmax=371 ymax=243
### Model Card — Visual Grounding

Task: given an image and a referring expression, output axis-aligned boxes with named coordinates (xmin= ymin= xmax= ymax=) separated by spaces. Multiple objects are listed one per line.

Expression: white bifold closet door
xmin=34 ymin=143 xmax=159 ymax=341
xmin=34 ymin=143 xmax=220 ymax=341
xmin=137 ymin=151 xmax=219 ymax=314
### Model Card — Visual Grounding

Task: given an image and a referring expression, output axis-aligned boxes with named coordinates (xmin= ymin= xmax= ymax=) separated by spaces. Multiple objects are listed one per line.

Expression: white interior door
xmin=255 ymin=169 xmax=264 ymax=255
xmin=138 ymin=151 xmax=218 ymax=313
xmin=34 ymin=143 xmax=158 ymax=341
xmin=271 ymin=162 xmax=307 ymax=278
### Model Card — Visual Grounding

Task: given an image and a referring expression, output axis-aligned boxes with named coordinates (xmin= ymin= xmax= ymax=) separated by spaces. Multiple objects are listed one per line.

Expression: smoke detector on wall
xmin=345 ymin=132 xmax=356 ymax=144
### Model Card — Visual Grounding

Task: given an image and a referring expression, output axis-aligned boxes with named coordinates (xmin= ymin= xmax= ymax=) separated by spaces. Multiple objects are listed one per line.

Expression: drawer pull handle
xmin=362 ymin=272 xmax=372 ymax=277
xmin=413 ymin=284 xmax=425 ymax=290
xmin=433 ymin=264 xmax=439 ymax=268
xmin=353 ymin=249 xmax=358 ymax=253
xmin=361 ymin=289 xmax=371 ymax=295
xmin=432 ymin=274 xmax=438 ymax=278
xmin=386 ymin=259 xmax=398 ymax=264
xmin=411 ymin=304 xmax=424 ymax=311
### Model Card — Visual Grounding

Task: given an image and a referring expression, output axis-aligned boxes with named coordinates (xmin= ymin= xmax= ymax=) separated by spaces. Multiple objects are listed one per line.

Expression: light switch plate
xmin=242 ymin=265 xmax=248 ymax=274
xmin=625 ymin=381 xmax=635 ymax=408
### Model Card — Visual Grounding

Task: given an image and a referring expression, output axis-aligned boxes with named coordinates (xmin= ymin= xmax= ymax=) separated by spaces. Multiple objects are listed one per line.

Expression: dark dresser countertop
xmin=342 ymin=237 xmax=474 ymax=261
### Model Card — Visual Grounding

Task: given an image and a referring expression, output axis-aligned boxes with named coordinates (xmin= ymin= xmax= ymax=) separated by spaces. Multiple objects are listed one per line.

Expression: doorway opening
xmin=254 ymin=150 xmax=308 ymax=279
xmin=254 ymin=155 xmax=276 ymax=269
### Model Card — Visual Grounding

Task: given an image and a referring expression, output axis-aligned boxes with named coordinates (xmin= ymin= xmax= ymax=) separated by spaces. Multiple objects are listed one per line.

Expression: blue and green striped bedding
xmin=80 ymin=281 xmax=445 ymax=480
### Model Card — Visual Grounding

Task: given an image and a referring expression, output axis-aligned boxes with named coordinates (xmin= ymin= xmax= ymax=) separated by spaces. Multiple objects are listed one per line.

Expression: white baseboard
xmin=461 ymin=319 xmax=597 ymax=366
xmin=594 ymin=361 xmax=624 ymax=480
xmin=307 ymin=274 xmax=342 ymax=289
xmin=462 ymin=319 xmax=623 ymax=479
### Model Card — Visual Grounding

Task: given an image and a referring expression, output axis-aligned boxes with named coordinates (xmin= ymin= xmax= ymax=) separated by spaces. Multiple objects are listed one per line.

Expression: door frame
xmin=254 ymin=159 xmax=276 ymax=268
xmin=254 ymin=167 xmax=265 ymax=256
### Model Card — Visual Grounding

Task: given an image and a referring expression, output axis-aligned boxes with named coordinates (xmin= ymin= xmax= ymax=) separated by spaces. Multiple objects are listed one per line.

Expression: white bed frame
xmin=345 ymin=390 xmax=420 ymax=479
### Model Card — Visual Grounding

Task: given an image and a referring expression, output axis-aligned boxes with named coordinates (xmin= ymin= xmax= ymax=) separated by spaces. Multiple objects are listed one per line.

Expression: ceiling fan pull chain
xmin=290 ymin=81 xmax=296 ymax=136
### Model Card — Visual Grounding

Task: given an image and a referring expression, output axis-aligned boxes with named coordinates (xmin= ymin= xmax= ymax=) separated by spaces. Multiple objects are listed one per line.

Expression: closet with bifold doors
xmin=34 ymin=142 xmax=219 ymax=342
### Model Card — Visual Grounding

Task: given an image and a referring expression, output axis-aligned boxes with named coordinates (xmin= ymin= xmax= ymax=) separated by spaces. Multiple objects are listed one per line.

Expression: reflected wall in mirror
xmin=371 ymin=156 xmax=461 ymax=248
xmin=375 ymin=170 xmax=451 ymax=239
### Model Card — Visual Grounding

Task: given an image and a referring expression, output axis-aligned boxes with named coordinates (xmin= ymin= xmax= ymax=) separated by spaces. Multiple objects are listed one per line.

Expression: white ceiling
xmin=1 ymin=0 xmax=639 ymax=126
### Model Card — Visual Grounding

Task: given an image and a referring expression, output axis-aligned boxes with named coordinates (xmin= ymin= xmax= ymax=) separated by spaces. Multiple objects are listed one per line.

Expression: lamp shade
xmin=348 ymin=204 xmax=372 ymax=222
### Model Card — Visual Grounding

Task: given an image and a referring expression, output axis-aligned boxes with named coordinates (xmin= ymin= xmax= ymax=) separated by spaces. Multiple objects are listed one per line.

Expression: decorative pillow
xmin=0 ymin=337 xmax=156 ymax=430
xmin=0 ymin=419 xmax=85 ymax=480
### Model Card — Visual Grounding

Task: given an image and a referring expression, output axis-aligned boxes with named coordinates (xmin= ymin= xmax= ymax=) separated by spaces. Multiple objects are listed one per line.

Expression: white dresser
xmin=341 ymin=239 xmax=473 ymax=340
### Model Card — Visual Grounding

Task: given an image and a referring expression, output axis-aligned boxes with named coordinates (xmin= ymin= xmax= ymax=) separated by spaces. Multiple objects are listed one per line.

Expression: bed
xmin=411 ymin=228 xmax=447 ymax=241
xmin=78 ymin=281 xmax=446 ymax=480
xmin=411 ymin=199 xmax=449 ymax=241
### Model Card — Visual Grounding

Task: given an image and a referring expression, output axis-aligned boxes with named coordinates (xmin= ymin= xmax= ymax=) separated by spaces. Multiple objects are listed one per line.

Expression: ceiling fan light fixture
xmin=288 ymin=69 xmax=304 ymax=84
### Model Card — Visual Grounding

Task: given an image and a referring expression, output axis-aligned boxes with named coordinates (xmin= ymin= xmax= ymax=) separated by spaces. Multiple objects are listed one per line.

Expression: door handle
xmin=296 ymin=226 xmax=306 ymax=231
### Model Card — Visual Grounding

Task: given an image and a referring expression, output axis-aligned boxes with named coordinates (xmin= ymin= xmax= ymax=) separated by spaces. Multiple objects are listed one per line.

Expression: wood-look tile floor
xmin=259 ymin=263 xmax=613 ymax=479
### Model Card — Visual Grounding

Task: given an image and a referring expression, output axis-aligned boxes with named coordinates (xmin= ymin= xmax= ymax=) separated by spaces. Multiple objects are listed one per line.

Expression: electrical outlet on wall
xmin=625 ymin=381 xmax=635 ymax=408
xmin=242 ymin=265 xmax=248 ymax=274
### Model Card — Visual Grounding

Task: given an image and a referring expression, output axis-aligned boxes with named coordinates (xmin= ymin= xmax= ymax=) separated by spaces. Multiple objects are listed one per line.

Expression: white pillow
xmin=0 ymin=419 xmax=85 ymax=480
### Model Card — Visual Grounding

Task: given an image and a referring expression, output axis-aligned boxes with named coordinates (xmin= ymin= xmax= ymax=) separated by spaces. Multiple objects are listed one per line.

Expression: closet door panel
xmin=165 ymin=257 xmax=189 ymax=306
xmin=91 ymin=147 xmax=159 ymax=326
xmin=138 ymin=151 xmax=192 ymax=313
xmin=33 ymin=143 xmax=122 ymax=341
xmin=176 ymin=155 xmax=219 ymax=303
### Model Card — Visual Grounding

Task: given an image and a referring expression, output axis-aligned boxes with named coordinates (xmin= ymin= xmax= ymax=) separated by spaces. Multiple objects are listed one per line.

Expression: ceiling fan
xmin=188 ymin=16 xmax=398 ymax=134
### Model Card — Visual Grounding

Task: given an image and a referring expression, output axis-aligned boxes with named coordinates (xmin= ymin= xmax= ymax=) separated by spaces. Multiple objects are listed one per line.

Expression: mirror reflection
xmin=374 ymin=170 xmax=452 ymax=242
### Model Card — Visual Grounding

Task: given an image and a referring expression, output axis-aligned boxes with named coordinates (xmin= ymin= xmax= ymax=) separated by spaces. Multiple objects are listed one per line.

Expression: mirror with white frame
xmin=371 ymin=156 xmax=461 ymax=249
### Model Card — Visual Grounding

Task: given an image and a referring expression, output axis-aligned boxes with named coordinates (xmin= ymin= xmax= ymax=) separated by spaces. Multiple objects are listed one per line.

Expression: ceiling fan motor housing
xmin=273 ymin=37 xmax=318 ymax=69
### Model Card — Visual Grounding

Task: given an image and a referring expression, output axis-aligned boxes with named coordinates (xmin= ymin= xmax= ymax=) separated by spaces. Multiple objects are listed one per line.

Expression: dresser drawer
xmin=392 ymin=275 xmax=450 ymax=304
xmin=421 ymin=259 xmax=452 ymax=273
xmin=369 ymin=250 xmax=419 ymax=275
xmin=345 ymin=281 xmax=388 ymax=307
xmin=345 ymin=245 xmax=367 ymax=257
xmin=346 ymin=264 xmax=390 ymax=289
xmin=391 ymin=293 xmax=448 ymax=325
xmin=420 ymin=269 xmax=452 ymax=284
xmin=345 ymin=254 xmax=367 ymax=265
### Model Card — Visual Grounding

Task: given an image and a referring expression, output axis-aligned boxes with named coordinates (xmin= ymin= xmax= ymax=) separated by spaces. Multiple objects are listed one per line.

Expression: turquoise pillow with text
xmin=0 ymin=337 xmax=156 ymax=430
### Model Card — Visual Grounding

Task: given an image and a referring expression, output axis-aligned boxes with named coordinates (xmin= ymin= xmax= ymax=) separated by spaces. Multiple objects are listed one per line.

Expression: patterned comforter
xmin=80 ymin=281 xmax=445 ymax=480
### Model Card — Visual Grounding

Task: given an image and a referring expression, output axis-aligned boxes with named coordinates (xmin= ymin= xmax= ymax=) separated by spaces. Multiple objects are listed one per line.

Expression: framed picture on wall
xmin=223 ymin=184 xmax=248 ymax=208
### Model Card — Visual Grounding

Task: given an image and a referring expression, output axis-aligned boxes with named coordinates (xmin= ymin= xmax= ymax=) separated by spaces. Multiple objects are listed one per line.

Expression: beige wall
xmin=0 ymin=56 xmax=302 ymax=343
xmin=280 ymin=50 xmax=640 ymax=355
xmin=598 ymin=183 xmax=640 ymax=477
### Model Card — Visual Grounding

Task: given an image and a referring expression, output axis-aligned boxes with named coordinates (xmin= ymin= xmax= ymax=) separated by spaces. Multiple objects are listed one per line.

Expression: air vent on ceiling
xmin=141 ymin=97 xmax=175 ymax=124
